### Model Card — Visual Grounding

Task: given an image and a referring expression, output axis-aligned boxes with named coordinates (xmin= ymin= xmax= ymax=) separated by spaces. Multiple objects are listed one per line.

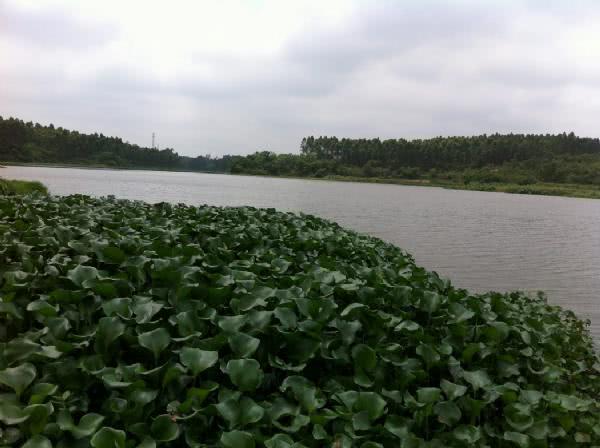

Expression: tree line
xmin=299 ymin=134 xmax=600 ymax=168
xmin=2 ymin=116 xmax=600 ymax=186
xmin=232 ymin=135 xmax=600 ymax=185
xmin=0 ymin=116 xmax=234 ymax=172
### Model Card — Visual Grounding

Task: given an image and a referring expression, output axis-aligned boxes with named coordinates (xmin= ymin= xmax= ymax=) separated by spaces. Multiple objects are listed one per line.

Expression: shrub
xmin=0 ymin=179 xmax=47 ymax=195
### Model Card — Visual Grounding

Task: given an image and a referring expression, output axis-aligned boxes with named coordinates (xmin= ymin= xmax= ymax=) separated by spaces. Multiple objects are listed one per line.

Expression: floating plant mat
xmin=0 ymin=194 xmax=598 ymax=447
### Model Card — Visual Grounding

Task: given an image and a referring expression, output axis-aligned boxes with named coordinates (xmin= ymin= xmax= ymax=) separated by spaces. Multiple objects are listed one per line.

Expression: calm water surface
xmin=4 ymin=166 xmax=600 ymax=342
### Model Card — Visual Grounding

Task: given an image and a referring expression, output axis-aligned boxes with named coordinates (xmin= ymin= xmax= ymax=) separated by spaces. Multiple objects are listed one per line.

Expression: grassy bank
xmin=0 ymin=177 xmax=47 ymax=195
xmin=1 ymin=194 xmax=598 ymax=446
xmin=323 ymin=176 xmax=600 ymax=199
xmin=241 ymin=172 xmax=600 ymax=199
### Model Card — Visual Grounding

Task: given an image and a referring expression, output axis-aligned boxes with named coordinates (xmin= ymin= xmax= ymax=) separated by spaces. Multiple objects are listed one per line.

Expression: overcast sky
xmin=1 ymin=0 xmax=600 ymax=156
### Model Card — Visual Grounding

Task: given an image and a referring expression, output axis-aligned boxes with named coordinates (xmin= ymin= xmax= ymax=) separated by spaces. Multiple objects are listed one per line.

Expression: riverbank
xmin=4 ymin=161 xmax=600 ymax=199
xmin=233 ymin=172 xmax=600 ymax=199
xmin=0 ymin=177 xmax=47 ymax=195
xmin=0 ymin=160 xmax=226 ymax=174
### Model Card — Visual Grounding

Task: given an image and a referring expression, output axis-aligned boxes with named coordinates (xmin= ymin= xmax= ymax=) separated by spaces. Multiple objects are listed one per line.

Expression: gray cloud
xmin=0 ymin=2 xmax=117 ymax=49
xmin=2 ymin=1 xmax=600 ymax=156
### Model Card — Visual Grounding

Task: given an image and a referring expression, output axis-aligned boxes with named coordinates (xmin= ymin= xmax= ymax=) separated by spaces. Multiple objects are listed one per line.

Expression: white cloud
xmin=1 ymin=0 xmax=600 ymax=156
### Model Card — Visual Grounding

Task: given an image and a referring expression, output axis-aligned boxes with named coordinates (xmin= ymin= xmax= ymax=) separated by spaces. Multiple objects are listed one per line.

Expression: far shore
xmin=3 ymin=160 xmax=600 ymax=200
xmin=0 ymin=160 xmax=219 ymax=174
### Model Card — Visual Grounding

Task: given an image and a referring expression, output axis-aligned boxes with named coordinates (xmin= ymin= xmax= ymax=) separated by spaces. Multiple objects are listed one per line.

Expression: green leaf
xmin=179 ymin=347 xmax=218 ymax=376
xmin=271 ymin=258 xmax=291 ymax=273
xmin=0 ymin=301 xmax=23 ymax=319
xmin=527 ymin=420 xmax=549 ymax=440
xmin=280 ymin=376 xmax=324 ymax=412
xmin=95 ymin=316 xmax=126 ymax=354
xmin=483 ymin=321 xmax=511 ymax=342
xmin=66 ymin=264 xmax=99 ymax=287
xmin=227 ymin=359 xmax=263 ymax=391
xmin=353 ymin=410 xmax=371 ymax=430
xmin=265 ymin=433 xmax=295 ymax=448
xmin=129 ymin=389 xmax=159 ymax=405
xmin=151 ymin=415 xmax=180 ymax=442
xmin=274 ymin=307 xmax=297 ymax=330
xmin=440 ymin=379 xmax=467 ymax=400
xmin=7 ymin=341 xmax=38 ymax=366
xmin=22 ymin=435 xmax=52 ymax=448
xmin=0 ymin=402 xmax=29 ymax=424
xmin=102 ymin=246 xmax=126 ymax=264
xmin=420 ymin=291 xmax=441 ymax=313
xmin=101 ymin=298 xmax=131 ymax=318
xmin=448 ymin=303 xmax=475 ymax=323
xmin=247 ymin=310 xmax=272 ymax=331
xmin=215 ymin=396 xmax=264 ymax=429
xmin=228 ymin=333 xmax=260 ymax=358
xmin=556 ymin=393 xmax=588 ymax=411
xmin=73 ymin=413 xmax=105 ymax=438
xmin=312 ymin=424 xmax=327 ymax=440
xmin=352 ymin=344 xmax=377 ymax=371
xmin=462 ymin=369 xmax=492 ymax=391
xmin=24 ymin=403 xmax=53 ymax=435
xmin=26 ymin=299 xmax=58 ymax=317
xmin=519 ymin=390 xmax=543 ymax=406
xmin=340 ymin=303 xmax=367 ymax=316
xmin=138 ymin=328 xmax=171 ymax=360
xmin=221 ymin=430 xmax=255 ymax=448
xmin=29 ymin=383 xmax=58 ymax=404
xmin=505 ymin=403 xmax=533 ymax=432
xmin=416 ymin=344 xmax=440 ymax=368
xmin=136 ymin=437 xmax=156 ymax=448
xmin=434 ymin=401 xmax=462 ymax=426
xmin=395 ymin=320 xmax=420 ymax=332
xmin=504 ymin=431 xmax=530 ymax=447
xmin=91 ymin=427 xmax=126 ymax=448
xmin=453 ymin=425 xmax=481 ymax=443
xmin=4 ymin=270 xmax=29 ymax=286
xmin=416 ymin=387 xmax=441 ymax=404
xmin=355 ymin=392 xmax=387 ymax=420
xmin=218 ymin=315 xmax=247 ymax=333
xmin=133 ymin=298 xmax=163 ymax=324
xmin=252 ymin=286 xmax=276 ymax=301
xmin=0 ymin=363 xmax=36 ymax=396
xmin=384 ymin=415 xmax=411 ymax=439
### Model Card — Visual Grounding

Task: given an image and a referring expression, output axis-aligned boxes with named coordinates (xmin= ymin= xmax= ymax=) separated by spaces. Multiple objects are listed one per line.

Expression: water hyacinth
xmin=0 ymin=194 xmax=598 ymax=447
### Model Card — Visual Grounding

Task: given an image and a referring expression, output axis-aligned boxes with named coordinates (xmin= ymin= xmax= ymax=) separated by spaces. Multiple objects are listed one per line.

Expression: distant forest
xmin=232 ymin=135 xmax=600 ymax=186
xmin=2 ymin=116 xmax=600 ymax=187
xmin=0 ymin=116 xmax=234 ymax=172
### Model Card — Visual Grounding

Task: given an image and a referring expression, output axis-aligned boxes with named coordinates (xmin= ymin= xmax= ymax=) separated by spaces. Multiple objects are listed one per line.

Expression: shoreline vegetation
xmin=0 ymin=177 xmax=47 ymax=195
xmin=4 ymin=160 xmax=600 ymax=200
xmin=1 ymin=194 xmax=598 ymax=446
xmin=2 ymin=116 xmax=600 ymax=200
xmin=234 ymin=172 xmax=600 ymax=199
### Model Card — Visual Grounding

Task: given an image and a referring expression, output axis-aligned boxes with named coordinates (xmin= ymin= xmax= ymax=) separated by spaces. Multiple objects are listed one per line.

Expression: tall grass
xmin=0 ymin=178 xmax=47 ymax=195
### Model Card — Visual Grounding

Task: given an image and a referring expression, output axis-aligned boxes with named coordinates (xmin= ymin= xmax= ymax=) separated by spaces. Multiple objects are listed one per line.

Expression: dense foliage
xmin=0 ymin=117 xmax=234 ymax=172
xmin=1 ymin=195 xmax=598 ymax=447
xmin=232 ymin=134 xmax=600 ymax=187
xmin=299 ymin=135 xmax=600 ymax=171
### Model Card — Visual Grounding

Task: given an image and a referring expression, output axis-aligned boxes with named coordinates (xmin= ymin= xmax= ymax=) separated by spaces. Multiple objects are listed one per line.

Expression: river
xmin=4 ymin=165 xmax=599 ymax=342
